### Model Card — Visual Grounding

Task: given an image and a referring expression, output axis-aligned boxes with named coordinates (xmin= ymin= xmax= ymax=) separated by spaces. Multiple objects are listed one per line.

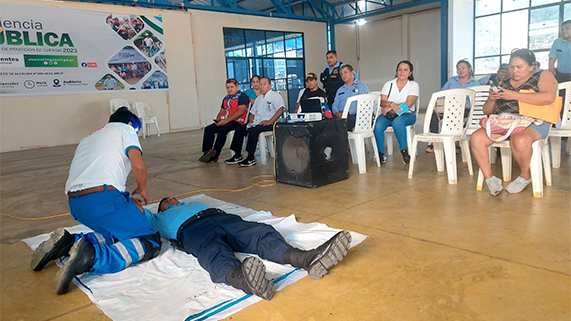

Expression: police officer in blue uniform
xmin=331 ymin=64 xmax=369 ymax=131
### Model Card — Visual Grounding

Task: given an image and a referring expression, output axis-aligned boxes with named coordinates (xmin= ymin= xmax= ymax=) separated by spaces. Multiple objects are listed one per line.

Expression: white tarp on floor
xmin=24 ymin=194 xmax=367 ymax=321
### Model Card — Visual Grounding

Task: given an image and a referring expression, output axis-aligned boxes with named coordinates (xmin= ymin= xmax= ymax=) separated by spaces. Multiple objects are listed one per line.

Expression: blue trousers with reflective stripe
xmin=68 ymin=189 xmax=159 ymax=274
xmin=180 ymin=213 xmax=292 ymax=284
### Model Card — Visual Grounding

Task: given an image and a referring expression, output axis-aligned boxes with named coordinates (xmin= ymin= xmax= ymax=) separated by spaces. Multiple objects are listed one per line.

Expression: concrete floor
xmin=1 ymin=129 xmax=569 ymax=321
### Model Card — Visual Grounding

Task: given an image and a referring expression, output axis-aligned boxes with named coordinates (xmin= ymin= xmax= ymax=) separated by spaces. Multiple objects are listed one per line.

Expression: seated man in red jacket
xmin=199 ymin=78 xmax=249 ymax=163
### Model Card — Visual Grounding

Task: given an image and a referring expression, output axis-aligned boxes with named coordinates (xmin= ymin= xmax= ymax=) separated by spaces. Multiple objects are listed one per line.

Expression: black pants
xmin=202 ymin=122 xmax=240 ymax=157
xmin=180 ymin=212 xmax=291 ymax=284
xmin=230 ymin=124 xmax=273 ymax=156
xmin=555 ymin=70 xmax=571 ymax=83
xmin=347 ymin=114 xmax=356 ymax=132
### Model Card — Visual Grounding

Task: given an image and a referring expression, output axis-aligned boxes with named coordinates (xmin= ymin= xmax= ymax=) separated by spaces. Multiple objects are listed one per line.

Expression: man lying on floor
xmin=144 ymin=196 xmax=352 ymax=300
xmin=30 ymin=196 xmax=352 ymax=299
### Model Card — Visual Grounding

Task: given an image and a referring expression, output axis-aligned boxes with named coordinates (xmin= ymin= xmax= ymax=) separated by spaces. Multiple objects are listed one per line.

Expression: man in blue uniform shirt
xmin=549 ymin=20 xmax=571 ymax=83
xmin=332 ymin=64 xmax=369 ymax=131
xmin=143 ymin=196 xmax=352 ymax=301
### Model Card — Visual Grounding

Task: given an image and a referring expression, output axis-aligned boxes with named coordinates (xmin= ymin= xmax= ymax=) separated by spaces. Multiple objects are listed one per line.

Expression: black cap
xmin=109 ymin=107 xmax=131 ymax=123
xmin=305 ymin=72 xmax=318 ymax=81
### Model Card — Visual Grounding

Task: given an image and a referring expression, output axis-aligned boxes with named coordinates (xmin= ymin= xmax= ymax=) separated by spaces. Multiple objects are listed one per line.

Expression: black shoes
xmin=226 ymin=154 xmax=255 ymax=167
xmin=31 ymin=227 xmax=75 ymax=271
xmin=199 ymin=149 xmax=218 ymax=163
xmin=401 ymin=149 xmax=411 ymax=164
xmin=239 ymin=156 xmax=256 ymax=167
xmin=225 ymin=155 xmax=244 ymax=165
xmin=379 ymin=152 xmax=387 ymax=165
xmin=55 ymin=239 xmax=95 ymax=295
xmin=227 ymin=257 xmax=275 ymax=300
xmin=284 ymin=230 xmax=352 ymax=280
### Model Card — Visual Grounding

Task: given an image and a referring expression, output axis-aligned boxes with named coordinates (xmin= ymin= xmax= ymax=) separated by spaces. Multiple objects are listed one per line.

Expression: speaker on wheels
xmin=275 ymin=118 xmax=349 ymax=188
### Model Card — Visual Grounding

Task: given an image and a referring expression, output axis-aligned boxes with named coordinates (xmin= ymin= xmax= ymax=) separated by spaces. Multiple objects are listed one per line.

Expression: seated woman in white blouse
xmin=374 ymin=60 xmax=419 ymax=164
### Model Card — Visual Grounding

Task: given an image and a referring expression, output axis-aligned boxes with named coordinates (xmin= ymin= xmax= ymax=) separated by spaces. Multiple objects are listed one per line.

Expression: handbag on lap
xmin=479 ymin=113 xmax=534 ymax=142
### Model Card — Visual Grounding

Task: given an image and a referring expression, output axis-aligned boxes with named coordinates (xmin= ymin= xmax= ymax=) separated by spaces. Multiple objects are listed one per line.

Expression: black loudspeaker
xmin=275 ymin=118 xmax=349 ymax=188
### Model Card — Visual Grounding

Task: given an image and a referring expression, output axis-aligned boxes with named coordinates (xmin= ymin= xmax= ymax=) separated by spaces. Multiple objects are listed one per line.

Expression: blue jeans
xmin=68 ymin=189 xmax=160 ymax=274
xmin=374 ymin=113 xmax=416 ymax=153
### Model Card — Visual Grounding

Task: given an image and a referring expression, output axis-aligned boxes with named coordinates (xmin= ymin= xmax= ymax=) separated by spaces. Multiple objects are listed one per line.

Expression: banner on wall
xmin=0 ymin=3 xmax=168 ymax=96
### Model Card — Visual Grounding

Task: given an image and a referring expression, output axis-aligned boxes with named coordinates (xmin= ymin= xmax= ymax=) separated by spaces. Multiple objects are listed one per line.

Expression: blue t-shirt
xmin=244 ymin=88 xmax=258 ymax=100
xmin=143 ymin=201 xmax=210 ymax=240
xmin=441 ymin=76 xmax=480 ymax=90
xmin=331 ymin=80 xmax=369 ymax=115
xmin=549 ymin=37 xmax=571 ymax=73
xmin=440 ymin=76 xmax=480 ymax=108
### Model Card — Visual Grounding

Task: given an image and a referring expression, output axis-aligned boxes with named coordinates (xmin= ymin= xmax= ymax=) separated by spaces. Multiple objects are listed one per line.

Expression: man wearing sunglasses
xmin=31 ymin=107 xmax=161 ymax=295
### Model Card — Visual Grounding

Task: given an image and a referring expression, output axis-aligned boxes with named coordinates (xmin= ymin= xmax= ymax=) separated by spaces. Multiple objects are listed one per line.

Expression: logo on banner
xmin=53 ymin=79 xmax=61 ymax=87
xmin=0 ymin=56 xmax=20 ymax=65
xmin=63 ymin=79 xmax=86 ymax=86
xmin=24 ymin=80 xmax=35 ymax=89
xmin=81 ymin=62 xmax=97 ymax=68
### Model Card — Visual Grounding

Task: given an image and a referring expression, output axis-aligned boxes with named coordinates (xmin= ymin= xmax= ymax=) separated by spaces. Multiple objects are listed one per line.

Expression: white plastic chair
xmin=459 ymin=85 xmax=490 ymax=163
xmin=226 ymin=129 xmax=274 ymax=165
xmin=132 ymin=101 xmax=160 ymax=138
xmin=384 ymin=96 xmax=421 ymax=156
xmin=408 ymin=88 xmax=475 ymax=184
xmin=476 ymin=131 xmax=552 ymax=198
xmin=341 ymin=93 xmax=381 ymax=174
xmin=549 ymin=81 xmax=571 ymax=168
xmin=109 ymin=98 xmax=130 ymax=114
xmin=258 ymin=131 xmax=274 ymax=165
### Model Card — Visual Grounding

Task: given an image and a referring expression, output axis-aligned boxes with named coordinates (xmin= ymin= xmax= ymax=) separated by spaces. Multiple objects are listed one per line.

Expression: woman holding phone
xmin=470 ymin=49 xmax=558 ymax=196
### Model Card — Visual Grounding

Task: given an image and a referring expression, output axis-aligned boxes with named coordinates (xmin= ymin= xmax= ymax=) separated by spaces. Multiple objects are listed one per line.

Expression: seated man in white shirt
xmin=225 ymin=77 xmax=284 ymax=167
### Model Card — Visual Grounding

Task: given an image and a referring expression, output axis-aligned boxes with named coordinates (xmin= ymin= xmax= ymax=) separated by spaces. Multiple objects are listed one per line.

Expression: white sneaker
xmin=485 ymin=176 xmax=503 ymax=196
xmin=506 ymin=176 xmax=532 ymax=194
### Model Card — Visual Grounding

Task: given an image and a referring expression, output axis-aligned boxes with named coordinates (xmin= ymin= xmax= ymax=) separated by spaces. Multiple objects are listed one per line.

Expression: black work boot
xmin=283 ymin=230 xmax=352 ymax=280
xmin=226 ymin=257 xmax=275 ymax=300
xmin=31 ymin=227 xmax=75 ymax=271
xmin=226 ymin=266 xmax=252 ymax=294
xmin=55 ymin=239 xmax=95 ymax=295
